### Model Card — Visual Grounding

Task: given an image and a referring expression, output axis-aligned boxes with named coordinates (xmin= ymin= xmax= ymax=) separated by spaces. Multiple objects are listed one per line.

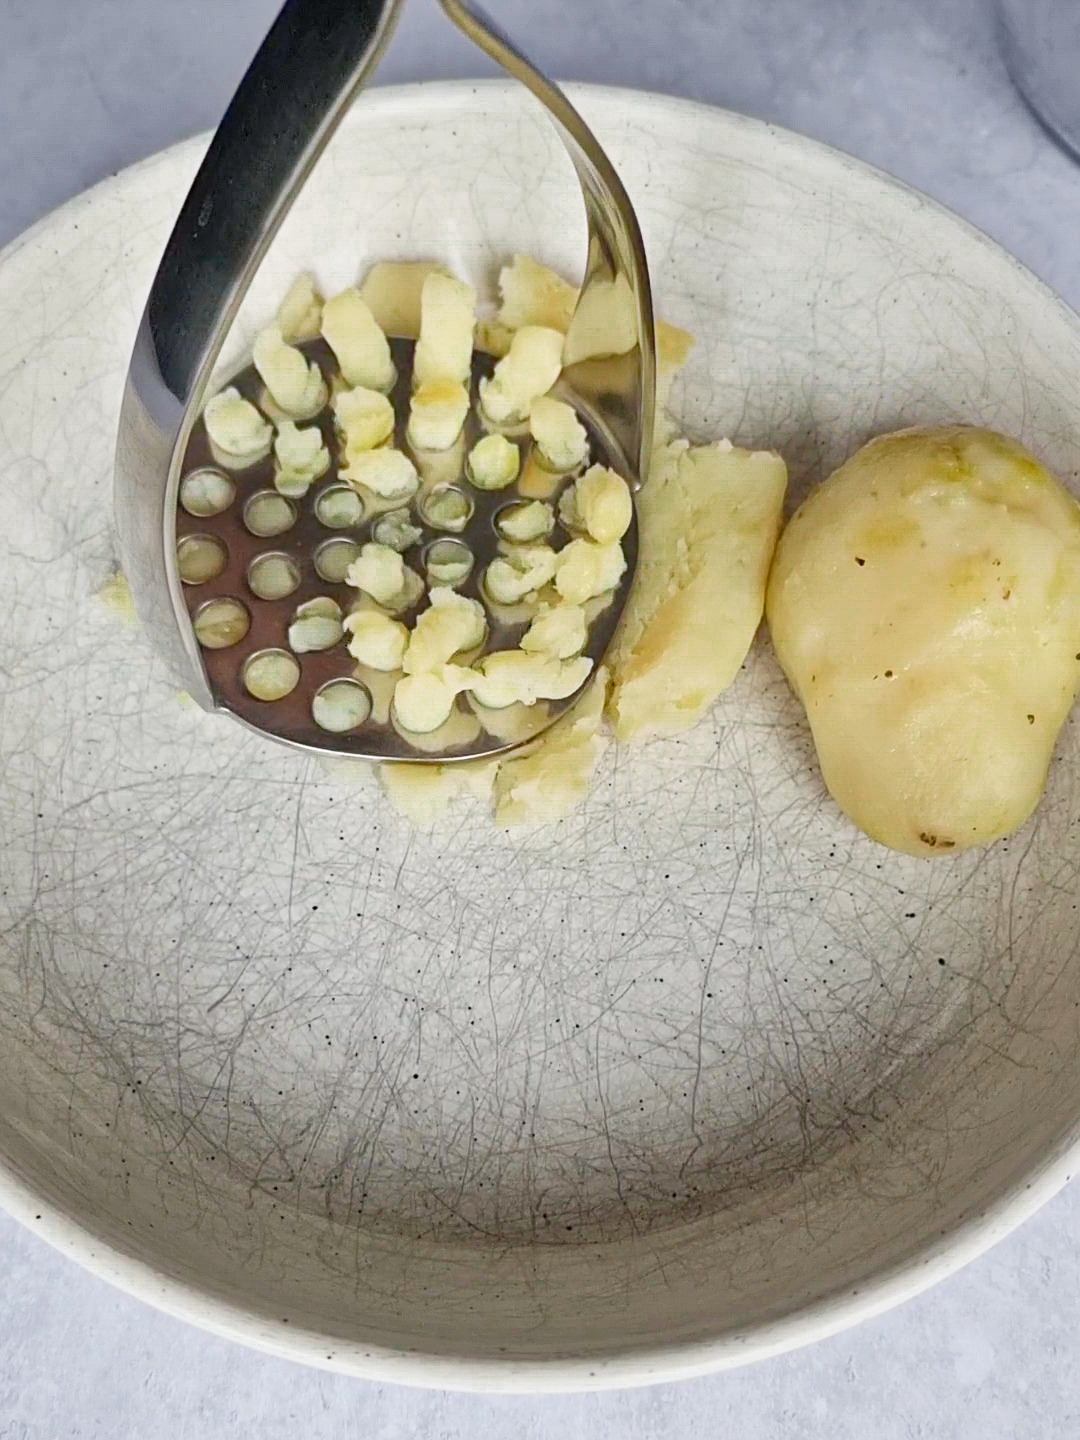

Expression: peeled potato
xmin=496 ymin=254 xmax=577 ymax=335
xmin=380 ymin=758 xmax=497 ymax=828
xmin=493 ymin=667 xmax=610 ymax=826
xmin=359 ymin=260 xmax=448 ymax=339
xmin=562 ymin=273 xmax=636 ymax=366
xmin=654 ymin=319 xmax=694 ymax=443
xmin=766 ymin=425 xmax=1080 ymax=857
xmin=277 ymin=272 xmax=323 ymax=343
xmin=608 ymin=439 xmax=787 ymax=740
xmin=485 ymin=255 xmax=693 ymax=439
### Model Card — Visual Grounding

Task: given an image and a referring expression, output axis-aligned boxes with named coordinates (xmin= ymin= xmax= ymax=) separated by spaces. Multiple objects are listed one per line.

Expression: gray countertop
xmin=2 ymin=0 xmax=1080 ymax=1433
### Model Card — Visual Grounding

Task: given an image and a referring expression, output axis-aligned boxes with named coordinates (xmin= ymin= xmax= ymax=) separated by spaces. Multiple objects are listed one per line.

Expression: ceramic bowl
xmin=2 ymin=82 xmax=1080 ymax=1392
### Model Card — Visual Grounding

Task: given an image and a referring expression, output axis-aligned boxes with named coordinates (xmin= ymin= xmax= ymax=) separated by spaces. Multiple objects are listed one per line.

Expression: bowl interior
xmin=1 ymin=82 xmax=1080 ymax=1388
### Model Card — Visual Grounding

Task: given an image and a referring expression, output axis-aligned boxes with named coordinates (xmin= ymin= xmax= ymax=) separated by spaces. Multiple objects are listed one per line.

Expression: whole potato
xmin=766 ymin=426 xmax=1080 ymax=856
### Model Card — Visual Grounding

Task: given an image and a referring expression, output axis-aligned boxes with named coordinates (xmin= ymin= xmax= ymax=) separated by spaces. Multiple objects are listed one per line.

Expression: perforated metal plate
xmin=175 ymin=338 xmax=636 ymax=759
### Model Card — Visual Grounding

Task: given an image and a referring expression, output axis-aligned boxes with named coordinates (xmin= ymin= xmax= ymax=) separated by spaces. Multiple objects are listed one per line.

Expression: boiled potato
xmin=359 ymin=260 xmax=448 ymax=339
xmin=766 ymin=425 xmax=1080 ymax=857
xmin=321 ymin=289 xmax=395 ymax=391
xmin=273 ymin=420 xmax=329 ymax=495
xmin=402 ymin=589 xmax=486 ymax=674
xmin=559 ymin=465 xmax=633 ymax=544
xmin=407 ymin=380 xmax=470 ymax=451
xmin=376 ymin=669 xmax=609 ymax=827
xmin=252 ymin=324 xmax=327 ymax=418
xmin=479 ymin=326 xmax=564 ymax=425
xmin=334 ymin=385 xmax=395 ymax=454
xmin=476 ymin=255 xmax=576 ymax=360
xmin=393 ymin=664 xmax=476 ymax=733
xmin=414 ymin=272 xmax=475 ymax=386
xmin=529 ymin=396 xmax=589 ymax=474
xmin=379 ymin=758 xmax=497 ymax=828
xmin=277 ymin=272 xmax=323 ymax=343
xmin=344 ymin=610 xmax=409 ymax=670
xmin=562 ymin=273 xmax=637 ymax=366
xmin=345 ymin=541 xmax=407 ymax=604
xmin=654 ymin=320 xmax=694 ymax=443
xmin=471 ymin=650 xmax=592 ymax=710
xmin=608 ymin=439 xmax=787 ymax=740
xmin=479 ymin=255 xmax=693 ymax=440
xmin=203 ymin=387 xmax=272 ymax=467
xmin=496 ymin=254 xmax=577 ymax=335
xmin=553 ymin=537 xmax=626 ymax=604
xmin=493 ymin=667 xmax=610 ymax=825
xmin=521 ymin=603 xmax=587 ymax=660
xmin=468 ymin=433 xmax=520 ymax=490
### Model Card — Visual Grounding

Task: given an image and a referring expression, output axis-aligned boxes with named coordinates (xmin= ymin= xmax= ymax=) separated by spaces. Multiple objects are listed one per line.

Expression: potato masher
xmin=114 ymin=0 xmax=655 ymax=761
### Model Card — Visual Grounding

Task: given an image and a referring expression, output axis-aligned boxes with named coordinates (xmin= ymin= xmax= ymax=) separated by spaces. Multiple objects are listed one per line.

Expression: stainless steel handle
xmin=116 ymin=0 xmax=404 ymax=704
xmin=438 ymin=0 xmax=656 ymax=484
xmin=151 ymin=0 xmax=404 ymax=408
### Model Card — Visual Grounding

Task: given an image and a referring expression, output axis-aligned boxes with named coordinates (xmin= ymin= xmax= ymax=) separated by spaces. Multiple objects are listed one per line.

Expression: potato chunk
xmin=496 ymin=254 xmax=577 ymax=334
xmin=553 ymin=538 xmax=626 ymax=603
xmin=562 ymin=272 xmax=637 ymax=366
xmin=203 ymin=387 xmax=272 ymax=468
xmin=468 ymin=433 xmax=520 ymax=490
xmin=359 ymin=260 xmax=447 ymax=339
xmin=483 ymin=545 xmax=558 ymax=604
xmin=559 ymin=465 xmax=632 ymax=543
xmin=345 ymin=542 xmax=407 ymax=606
xmin=471 ymin=651 xmax=592 ymax=709
xmin=273 ymin=420 xmax=330 ymax=497
xmin=414 ymin=272 xmax=475 ymax=386
xmin=529 ymin=396 xmax=589 ymax=474
xmin=407 ymin=380 xmax=470 ymax=451
xmin=520 ymin=604 xmax=587 ymax=659
xmin=485 ymin=255 xmax=695 ymax=440
xmin=609 ymin=439 xmax=787 ymax=741
xmin=402 ymin=588 xmax=486 ymax=674
xmin=321 ymin=288 xmax=395 ymax=391
xmin=252 ymin=324 xmax=327 ymax=418
xmin=334 ymin=386 xmax=395 ymax=454
xmin=341 ymin=448 xmax=419 ymax=502
xmin=496 ymin=500 xmax=553 ymax=543
xmin=766 ymin=426 xmax=1080 ymax=856
xmin=493 ymin=667 xmax=609 ymax=825
xmin=393 ymin=665 xmax=476 ymax=733
xmin=479 ymin=326 xmax=564 ymax=425
xmin=277 ymin=272 xmax=323 ymax=343
xmin=343 ymin=610 xmax=409 ymax=670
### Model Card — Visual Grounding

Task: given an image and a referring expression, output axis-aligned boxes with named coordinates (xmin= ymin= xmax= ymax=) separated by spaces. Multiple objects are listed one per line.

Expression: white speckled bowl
xmin=2 ymin=82 xmax=1080 ymax=1392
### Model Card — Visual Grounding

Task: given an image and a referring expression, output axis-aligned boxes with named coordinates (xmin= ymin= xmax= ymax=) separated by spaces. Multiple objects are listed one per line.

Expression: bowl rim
xmin=3 ymin=77 xmax=1080 ymax=1393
